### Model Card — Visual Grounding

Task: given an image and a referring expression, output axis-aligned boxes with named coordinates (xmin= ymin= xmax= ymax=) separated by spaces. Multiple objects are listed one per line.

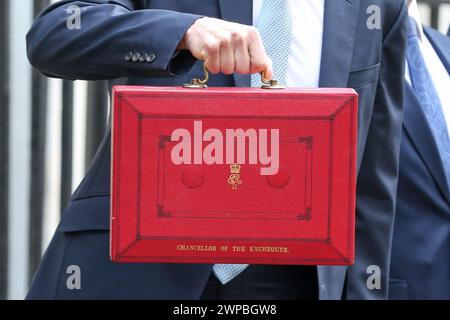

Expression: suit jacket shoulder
xmin=380 ymin=0 xmax=408 ymax=37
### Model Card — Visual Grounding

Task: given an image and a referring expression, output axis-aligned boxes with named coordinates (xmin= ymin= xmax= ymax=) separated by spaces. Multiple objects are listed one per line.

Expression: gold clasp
xmin=260 ymin=69 xmax=286 ymax=90
xmin=183 ymin=63 xmax=209 ymax=88
xmin=183 ymin=63 xmax=285 ymax=90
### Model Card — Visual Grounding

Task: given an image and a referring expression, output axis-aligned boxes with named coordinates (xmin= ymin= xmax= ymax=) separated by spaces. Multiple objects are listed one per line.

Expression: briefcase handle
xmin=183 ymin=63 xmax=285 ymax=90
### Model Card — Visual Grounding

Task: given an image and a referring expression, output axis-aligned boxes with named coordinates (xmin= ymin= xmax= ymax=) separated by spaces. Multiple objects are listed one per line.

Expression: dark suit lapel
xmin=403 ymin=84 xmax=450 ymax=203
xmin=319 ymin=0 xmax=360 ymax=87
xmin=424 ymin=27 xmax=450 ymax=74
xmin=218 ymin=0 xmax=252 ymax=87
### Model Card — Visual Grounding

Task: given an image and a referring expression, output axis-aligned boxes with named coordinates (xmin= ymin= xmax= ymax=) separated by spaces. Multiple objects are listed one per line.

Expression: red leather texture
xmin=111 ymin=86 xmax=357 ymax=265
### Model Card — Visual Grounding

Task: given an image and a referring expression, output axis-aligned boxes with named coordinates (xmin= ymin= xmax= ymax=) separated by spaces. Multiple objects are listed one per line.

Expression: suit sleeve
xmin=346 ymin=1 xmax=408 ymax=299
xmin=26 ymin=0 xmax=201 ymax=80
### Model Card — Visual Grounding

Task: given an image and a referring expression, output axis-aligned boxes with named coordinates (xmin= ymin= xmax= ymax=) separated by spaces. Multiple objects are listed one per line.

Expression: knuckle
xmin=230 ymin=31 xmax=244 ymax=45
xmin=218 ymin=35 xmax=231 ymax=48
xmin=246 ymin=26 xmax=259 ymax=40
xmin=205 ymin=41 xmax=220 ymax=54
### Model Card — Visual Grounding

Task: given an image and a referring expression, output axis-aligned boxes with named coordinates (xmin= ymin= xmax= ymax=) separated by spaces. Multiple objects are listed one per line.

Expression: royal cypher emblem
xmin=228 ymin=164 xmax=243 ymax=190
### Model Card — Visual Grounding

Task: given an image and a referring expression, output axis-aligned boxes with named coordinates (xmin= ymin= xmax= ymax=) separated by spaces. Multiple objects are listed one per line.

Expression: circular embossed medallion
xmin=181 ymin=166 xmax=205 ymax=189
xmin=266 ymin=166 xmax=290 ymax=189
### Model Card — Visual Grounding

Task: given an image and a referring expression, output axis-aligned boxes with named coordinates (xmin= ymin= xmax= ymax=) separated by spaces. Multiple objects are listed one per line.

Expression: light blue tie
xmin=406 ymin=17 xmax=450 ymax=191
xmin=213 ymin=0 xmax=293 ymax=285
xmin=251 ymin=0 xmax=293 ymax=87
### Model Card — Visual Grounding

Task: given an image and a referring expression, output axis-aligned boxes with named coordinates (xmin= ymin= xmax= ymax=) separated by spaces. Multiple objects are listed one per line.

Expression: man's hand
xmin=178 ymin=17 xmax=273 ymax=79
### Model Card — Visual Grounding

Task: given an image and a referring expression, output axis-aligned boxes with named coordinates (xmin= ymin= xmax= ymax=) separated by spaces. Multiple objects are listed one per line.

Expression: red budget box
xmin=110 ymin=86 xmax=357 ymax=265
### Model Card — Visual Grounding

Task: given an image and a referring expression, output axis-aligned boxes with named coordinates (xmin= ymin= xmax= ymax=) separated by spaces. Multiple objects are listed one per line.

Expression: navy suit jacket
xmin=26 ymin=0 xmax=407 ymax=300
xmin=389 ymin=27 xmax=450 ymax=300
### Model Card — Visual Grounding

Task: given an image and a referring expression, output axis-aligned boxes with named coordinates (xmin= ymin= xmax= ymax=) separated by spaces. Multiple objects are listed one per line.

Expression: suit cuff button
xmin=132 ymin=52 xmax=141 ymax=62
xmin=124 ymin=52 xmax=133 ymax=62
xmin=146 ymin=53 xmax=156 ymax=63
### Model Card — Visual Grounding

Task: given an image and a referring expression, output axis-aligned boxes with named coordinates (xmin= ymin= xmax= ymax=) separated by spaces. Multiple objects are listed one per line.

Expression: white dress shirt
xmin=407 ymin=2 xmax=450 ymax=134
xmin=253 ymin=0 xmax=325 ymax=87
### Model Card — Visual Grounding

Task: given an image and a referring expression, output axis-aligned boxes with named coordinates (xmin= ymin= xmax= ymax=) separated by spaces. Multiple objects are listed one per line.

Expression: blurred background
xmin=0 ymin=0 xmax=449 ymax=300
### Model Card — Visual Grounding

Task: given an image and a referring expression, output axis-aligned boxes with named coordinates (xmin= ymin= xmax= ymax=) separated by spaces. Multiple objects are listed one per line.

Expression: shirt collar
xmin=409 ymin=0 xmax=425 ymax=41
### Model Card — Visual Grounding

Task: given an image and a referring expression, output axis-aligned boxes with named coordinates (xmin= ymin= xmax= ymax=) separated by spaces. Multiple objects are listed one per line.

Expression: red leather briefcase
xmin=110 ymin=78 xmax=357 ymax=265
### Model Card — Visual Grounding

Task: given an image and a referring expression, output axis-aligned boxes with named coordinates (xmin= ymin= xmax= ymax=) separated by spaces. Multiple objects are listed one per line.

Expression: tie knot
xmin=408 ymin=16 xmax=419 ymax=39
